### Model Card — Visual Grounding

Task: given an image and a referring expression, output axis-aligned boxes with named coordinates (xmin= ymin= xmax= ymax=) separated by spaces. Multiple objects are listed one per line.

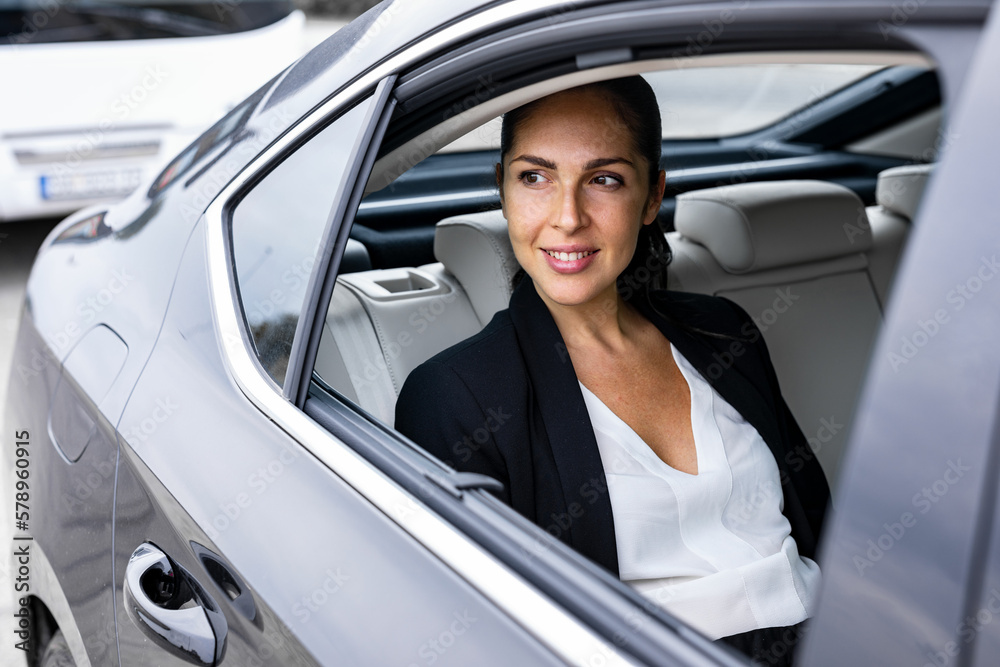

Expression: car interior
xmin=308 ymin=52 xmax=939 ymax=495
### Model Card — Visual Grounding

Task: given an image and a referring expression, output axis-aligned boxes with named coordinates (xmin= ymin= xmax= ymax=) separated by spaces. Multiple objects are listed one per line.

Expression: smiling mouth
xmin=544 ymin=249 xmax=596 ymax=261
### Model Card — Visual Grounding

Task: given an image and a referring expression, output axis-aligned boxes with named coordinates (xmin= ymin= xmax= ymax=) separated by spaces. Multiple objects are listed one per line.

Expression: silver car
xmin=5 ymin=0 xmax=1000 ymax=665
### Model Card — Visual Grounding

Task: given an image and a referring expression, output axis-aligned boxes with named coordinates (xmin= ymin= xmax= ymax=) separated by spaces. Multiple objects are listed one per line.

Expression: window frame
xmin=291 ymin=12 xmax=930 ymax=667
xmin=205 ymin=1 xmax=977 ymax=664
xmin=284 ymin=76 xmax=397 ymax=404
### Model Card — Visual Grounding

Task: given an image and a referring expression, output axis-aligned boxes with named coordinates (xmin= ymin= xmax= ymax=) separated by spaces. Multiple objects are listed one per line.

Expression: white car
xmin=0 ymin=0 xmax=307 ymax=221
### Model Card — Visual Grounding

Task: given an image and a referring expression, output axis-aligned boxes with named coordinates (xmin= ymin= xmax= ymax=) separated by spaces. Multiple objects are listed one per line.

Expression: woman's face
xmin=499 ymin=87 xmax=663 ymax=310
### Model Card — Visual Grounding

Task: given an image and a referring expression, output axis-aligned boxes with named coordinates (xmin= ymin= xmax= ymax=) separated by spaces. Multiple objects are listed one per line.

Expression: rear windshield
xmin=645 ymin=63 xmax=885 ymax=138
xmin=439 ymin=63 xmax=886 ymax=152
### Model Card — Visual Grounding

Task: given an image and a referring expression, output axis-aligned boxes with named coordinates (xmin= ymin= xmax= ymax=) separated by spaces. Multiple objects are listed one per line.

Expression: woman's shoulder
xmin=422 ymin=308 xmax=521 ymax=370
xmin=400 ymin=307 xmax=527 ymax=402
xmin=395 ymin=307 xmax=527 ymax=445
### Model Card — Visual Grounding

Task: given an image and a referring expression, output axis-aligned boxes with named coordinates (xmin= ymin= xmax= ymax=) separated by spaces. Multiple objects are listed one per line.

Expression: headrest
xmin=434 ymin=209 xmax=519 ymax=326
xmin=876 ymin=163 xmax=934 ymax=221
xmin=674 ymin=180 xmax=871 ymax=274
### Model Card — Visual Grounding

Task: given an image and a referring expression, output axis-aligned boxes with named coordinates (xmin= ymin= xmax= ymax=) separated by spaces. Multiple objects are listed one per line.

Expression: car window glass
xmin=231 ymin=95 xmax=376 ymax=386
xmin=646 ymin=63 xmax=884 ymax=138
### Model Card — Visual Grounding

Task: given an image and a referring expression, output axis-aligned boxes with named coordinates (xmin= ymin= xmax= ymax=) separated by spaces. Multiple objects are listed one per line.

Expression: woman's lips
xmin=541 ymin=247 xmax=599 ymax=273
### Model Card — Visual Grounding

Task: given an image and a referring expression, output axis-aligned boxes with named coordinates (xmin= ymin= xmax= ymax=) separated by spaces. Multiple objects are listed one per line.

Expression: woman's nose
xmin=552 ymin=188 xmax=587 ymax=233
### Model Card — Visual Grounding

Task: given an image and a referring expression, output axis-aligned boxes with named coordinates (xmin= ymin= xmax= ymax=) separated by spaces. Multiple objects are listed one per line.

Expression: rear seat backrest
xmin=316 ymin=210 xmax=514 ymax=423
xmin=433 ymin=209 xmax=519 ymax=327
xmin=671 ymin=180 xmax=880 ymax=486
xmin=875 ymin=163 xmax=934 ymax=221
xmin=865 ymin=163 xmax=933 ymax=305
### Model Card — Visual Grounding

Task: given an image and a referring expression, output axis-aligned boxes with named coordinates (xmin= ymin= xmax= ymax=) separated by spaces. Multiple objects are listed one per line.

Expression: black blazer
xmin=395 ymin=279 xmax=830 ymax=575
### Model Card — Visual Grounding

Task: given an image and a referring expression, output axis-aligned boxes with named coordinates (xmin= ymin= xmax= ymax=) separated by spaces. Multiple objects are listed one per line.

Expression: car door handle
xmin=124 ymin=542 xmax=227 ymax=665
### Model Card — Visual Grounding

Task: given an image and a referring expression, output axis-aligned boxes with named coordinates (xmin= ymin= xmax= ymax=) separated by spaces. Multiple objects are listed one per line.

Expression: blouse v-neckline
xmin=579 ymin=342 xmax=724 ymax=481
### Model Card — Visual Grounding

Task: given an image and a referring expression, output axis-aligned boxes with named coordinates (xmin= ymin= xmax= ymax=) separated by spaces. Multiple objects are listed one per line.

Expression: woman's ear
xmin=643 ymin=170 xmax=666 ymax=225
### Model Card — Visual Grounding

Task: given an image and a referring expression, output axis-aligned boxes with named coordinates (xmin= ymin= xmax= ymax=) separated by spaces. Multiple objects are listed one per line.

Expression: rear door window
xmin=230 ymin=94 xmax=377 ymax=386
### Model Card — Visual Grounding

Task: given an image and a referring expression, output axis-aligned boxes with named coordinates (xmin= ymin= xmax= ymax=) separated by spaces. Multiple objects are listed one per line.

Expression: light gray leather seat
xmin=864 ymin=163 xmax=934 ymax=306
xmin=315 ymin=209 xmax=515 ymax=424
xmin=432 ymin=209 xmax=519 ymax=327
xmin=669 ymin=180 xmax=881 ymax=486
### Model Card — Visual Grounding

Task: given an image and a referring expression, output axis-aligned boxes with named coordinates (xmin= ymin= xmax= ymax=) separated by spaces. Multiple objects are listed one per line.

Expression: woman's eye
xmin=518 ymin=171 xmax=547 ymax=185
xmin=593 ymin=174 xmax=623 ymax=187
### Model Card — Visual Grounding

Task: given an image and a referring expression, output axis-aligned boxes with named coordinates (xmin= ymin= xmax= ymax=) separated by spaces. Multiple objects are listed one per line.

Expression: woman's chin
xmin=532 ymin=280 xmax=614 ymax=310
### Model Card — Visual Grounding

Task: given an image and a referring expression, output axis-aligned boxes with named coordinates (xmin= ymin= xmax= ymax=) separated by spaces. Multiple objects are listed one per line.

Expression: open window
xmin=309 ymin=52 xmax=938 ymax=487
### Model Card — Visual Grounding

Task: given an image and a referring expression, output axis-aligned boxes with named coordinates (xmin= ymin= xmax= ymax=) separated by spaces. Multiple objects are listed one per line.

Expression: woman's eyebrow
xmin=510 ymin=154 xmax=557 ymax=169
xmin=584 ymin=157 xmax=634 ymax=170
xmin=510 ymin=155 xmax=635 ymax=170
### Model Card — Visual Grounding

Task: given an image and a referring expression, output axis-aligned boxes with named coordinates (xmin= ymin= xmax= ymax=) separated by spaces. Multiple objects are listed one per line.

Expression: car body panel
xmin=6 ymin=313 xmax=119 ymax=665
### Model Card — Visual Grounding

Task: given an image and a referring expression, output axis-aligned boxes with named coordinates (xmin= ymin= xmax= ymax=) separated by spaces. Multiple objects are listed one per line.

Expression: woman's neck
xmin=537 ymin=283 xmax=641 ymax=355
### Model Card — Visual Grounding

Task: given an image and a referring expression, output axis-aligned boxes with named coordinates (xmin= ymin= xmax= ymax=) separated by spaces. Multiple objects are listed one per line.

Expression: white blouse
xmin=579 ymin=343 xmax=820 ymax=640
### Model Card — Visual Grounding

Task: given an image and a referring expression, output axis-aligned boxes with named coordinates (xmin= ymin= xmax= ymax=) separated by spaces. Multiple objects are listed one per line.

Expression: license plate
xmin=40 ymin=168 xmax=142 ymax=201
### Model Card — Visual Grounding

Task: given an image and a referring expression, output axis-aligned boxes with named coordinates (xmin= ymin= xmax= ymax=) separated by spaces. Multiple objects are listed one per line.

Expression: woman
xmin=395 ymin=76 xmax=830 ymax=664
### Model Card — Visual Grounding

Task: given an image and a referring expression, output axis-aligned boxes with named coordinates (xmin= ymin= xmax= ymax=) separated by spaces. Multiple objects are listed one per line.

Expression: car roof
xmin=261 ymin=0 xmax=990 ymax=122
xmin=248 ymin=0 xmax=509 ymax=136
xmin=244 ymin=0 xmax=990 ymax=142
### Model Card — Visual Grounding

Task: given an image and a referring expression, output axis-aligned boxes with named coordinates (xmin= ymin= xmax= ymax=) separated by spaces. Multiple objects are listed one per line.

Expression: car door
xmin=111 ymin=84 xmax=391 ymax=666
xmin=111 ymin=74 xmax=575 ymax=666
xmin=6 ymin=319 xmax=126 ymax=663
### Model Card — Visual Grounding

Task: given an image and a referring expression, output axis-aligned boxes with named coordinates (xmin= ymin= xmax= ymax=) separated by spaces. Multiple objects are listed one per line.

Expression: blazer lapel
xmin=634 ymin=292 xmax=785 ymax=462
xmin=508 ymin=280 xmax=620 ymax=574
